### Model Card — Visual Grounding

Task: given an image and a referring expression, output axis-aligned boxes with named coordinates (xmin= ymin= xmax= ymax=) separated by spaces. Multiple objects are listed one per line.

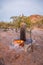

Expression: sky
xmin=0 ymin=0 xmax=43 ymax=22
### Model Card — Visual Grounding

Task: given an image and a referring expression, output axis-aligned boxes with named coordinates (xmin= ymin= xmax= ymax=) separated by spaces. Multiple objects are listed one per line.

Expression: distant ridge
xmin=29 ymin=14 xmax=43 ymax=23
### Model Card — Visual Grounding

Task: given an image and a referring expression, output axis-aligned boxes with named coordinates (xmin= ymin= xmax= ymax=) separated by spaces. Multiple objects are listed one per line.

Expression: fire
xmin=12 ymin=40 xmax=24 ymax=47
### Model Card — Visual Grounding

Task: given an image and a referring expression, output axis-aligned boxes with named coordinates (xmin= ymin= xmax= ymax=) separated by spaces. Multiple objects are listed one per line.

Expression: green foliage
xmin=25 ymin=17 xmax=31 ymax=28
xmin=10 ymin=15 xmax=32 ymax=28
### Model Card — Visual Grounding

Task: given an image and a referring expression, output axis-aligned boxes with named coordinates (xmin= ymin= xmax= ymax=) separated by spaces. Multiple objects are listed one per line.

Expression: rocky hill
xmin=29 ymin=15 xmax=43 ymax=23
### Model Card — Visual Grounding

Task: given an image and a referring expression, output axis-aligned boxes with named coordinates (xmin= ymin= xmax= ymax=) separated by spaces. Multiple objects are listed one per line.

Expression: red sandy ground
xmin=0 ymin=28 xmax=43 ymax=65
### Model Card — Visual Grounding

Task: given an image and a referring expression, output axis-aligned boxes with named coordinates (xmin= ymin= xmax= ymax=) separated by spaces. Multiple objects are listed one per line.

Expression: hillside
xmin=29 ymin=15 xmax=43 ymax=23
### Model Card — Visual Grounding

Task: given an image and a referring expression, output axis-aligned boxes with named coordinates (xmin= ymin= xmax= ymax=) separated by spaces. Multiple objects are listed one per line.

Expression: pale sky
xmin=0 ymin=0 xmax=43 ymax=21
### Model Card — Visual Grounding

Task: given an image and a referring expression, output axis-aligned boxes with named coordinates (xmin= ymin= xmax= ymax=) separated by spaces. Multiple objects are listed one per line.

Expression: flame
xmin=12 ymin=40 xmax=24 ymax=47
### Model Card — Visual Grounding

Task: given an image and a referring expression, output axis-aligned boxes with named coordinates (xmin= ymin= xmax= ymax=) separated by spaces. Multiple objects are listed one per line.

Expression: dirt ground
xmin=0 ymin=28 xmax=43 ymax=65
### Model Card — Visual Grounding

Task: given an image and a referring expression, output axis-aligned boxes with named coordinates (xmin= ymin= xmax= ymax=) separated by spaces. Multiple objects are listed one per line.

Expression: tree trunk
xmin=20 ymin=24 xmax=26 ymax=41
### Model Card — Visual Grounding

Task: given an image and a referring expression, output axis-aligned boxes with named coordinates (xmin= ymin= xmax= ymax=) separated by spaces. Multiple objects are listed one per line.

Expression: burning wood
xmin=12 ymin=40 xmax=24 ymax=47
